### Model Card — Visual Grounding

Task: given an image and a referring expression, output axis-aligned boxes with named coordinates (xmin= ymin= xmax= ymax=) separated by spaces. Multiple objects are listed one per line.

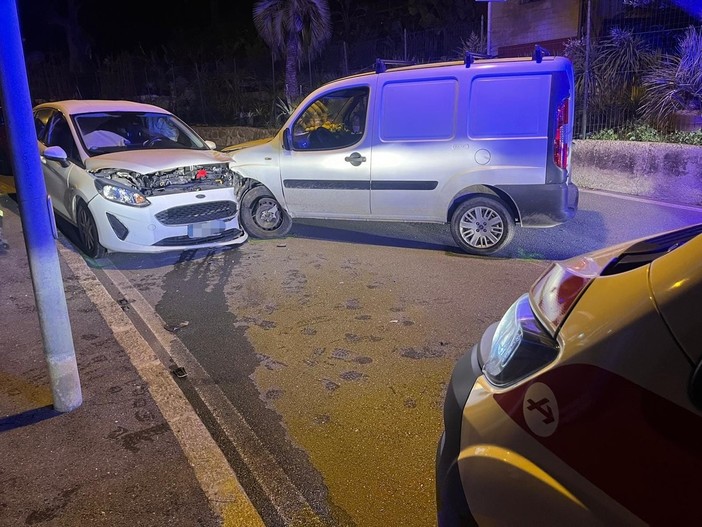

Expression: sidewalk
xmin=0 ymin=194 xmax=263 ymax=526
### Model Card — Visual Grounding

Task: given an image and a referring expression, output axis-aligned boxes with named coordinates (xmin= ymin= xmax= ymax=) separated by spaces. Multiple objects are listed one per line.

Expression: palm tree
xmin=253 ymin=0 xmax=332 ymax=102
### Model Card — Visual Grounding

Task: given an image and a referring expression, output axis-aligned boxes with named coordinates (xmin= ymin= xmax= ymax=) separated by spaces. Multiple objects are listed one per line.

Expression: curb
xmin=58 ymin=243 xmax=265 ymax=527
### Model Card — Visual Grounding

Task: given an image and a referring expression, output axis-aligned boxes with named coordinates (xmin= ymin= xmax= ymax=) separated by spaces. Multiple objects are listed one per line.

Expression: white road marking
xmin=81 ymin=250 xmax=326 ymax=526
xmin=59 ymin=244 xmax=266 ymax=527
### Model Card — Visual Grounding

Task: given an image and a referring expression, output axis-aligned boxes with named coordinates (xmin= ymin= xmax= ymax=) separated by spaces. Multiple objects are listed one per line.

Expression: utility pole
xmin=582 ymin=0 xmax=592 ymax=139
xmin=0 ymin=0 xmax=82 ymax=412
xmin=477 ymin=0 xmax=507 ymax=57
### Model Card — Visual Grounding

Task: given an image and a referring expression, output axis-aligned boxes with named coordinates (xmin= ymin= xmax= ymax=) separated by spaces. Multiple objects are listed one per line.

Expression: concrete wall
xmin=491 ymin=0 xmax=580 ymax=54
xmin=571 ymin=140 xmax=702 ymax=207
xmin=195 ymin=126 xmax=702 ymax=208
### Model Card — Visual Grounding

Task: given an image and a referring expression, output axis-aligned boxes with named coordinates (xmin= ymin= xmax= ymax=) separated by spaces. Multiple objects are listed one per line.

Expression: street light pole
xmin=0 ymin=0 xmax=82 ymax=412
xmin=582 ymin=0 xmax=592 ymax=139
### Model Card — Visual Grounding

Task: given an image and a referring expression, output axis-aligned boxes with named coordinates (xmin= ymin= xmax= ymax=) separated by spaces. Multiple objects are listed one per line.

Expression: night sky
xmin=17 ymin=0 xmax=259 ymax=58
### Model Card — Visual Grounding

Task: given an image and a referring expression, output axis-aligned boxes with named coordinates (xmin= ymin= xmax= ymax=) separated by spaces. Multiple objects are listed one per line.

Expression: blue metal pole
xmin=0 ymin=0 xmax=82 ymax=411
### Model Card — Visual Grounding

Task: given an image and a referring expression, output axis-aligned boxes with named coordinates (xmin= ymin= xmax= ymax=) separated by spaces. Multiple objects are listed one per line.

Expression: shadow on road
xmin=290 ymin=219 xmax=465 ymax=254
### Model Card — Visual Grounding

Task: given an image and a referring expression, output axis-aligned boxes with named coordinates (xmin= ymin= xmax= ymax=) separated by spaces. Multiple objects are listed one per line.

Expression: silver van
xmin=226 ymin=54 xmax=578 ymax=255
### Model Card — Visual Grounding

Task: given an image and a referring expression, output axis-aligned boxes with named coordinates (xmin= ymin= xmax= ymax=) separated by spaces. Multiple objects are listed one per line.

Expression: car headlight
xmin=483 ymin=293 xmax=559 ymax=387
xmin=94 ymin=179 xmax=150 ymax=207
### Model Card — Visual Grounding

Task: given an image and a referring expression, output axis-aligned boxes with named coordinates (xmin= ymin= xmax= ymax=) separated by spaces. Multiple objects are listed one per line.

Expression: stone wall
xmin=571 ymin=140 xmax=702 ymax=207
xmin=192 ymin=126 xmax=277 ymax=150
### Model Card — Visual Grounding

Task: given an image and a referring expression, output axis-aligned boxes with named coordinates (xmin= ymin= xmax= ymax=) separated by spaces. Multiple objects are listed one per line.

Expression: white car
xmin=34 ymin=100 xmax=247 ymax=257
xmin=436 ymin=223 xmax=702 ymax=525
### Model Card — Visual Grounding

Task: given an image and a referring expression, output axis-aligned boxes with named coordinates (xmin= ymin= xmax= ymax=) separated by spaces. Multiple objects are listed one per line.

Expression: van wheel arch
xmin=239 ymin=183 xmax=292 ymax=239
xmin=447 ymin=186 xmax=520 ymax=225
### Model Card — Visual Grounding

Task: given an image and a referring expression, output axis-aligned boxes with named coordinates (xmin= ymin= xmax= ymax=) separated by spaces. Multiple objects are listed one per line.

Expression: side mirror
xmin=43 ymin=146 xmax=69 ymax=168
xmin=282 ymin=128 xmax=292 ymax=151
xmin=205 ymin=140 xmax=217 ymax=150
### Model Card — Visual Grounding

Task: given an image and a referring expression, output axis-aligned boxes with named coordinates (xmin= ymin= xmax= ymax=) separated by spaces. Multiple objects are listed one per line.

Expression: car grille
xmin=153 ymin=228 xmax=245 ymax=247
xmin=155 ymin=201 xmax=238 ymax=225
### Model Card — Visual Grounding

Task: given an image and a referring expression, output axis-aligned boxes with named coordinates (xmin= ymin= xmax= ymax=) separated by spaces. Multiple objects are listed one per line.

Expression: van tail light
xmin=553 ymin=98 xmax=570 ymax=171
xmin=529 ymin=255 xmax=601 ymax=336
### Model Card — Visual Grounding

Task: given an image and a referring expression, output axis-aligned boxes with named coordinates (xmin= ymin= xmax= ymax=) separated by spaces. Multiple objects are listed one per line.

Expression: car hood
xmin=649 ymin=226 xmax=702 ymax=364
xmin=85 ymin=148 xmax=234 ymax=173
xmin=222 ymin=137 xmax=273 ymax=153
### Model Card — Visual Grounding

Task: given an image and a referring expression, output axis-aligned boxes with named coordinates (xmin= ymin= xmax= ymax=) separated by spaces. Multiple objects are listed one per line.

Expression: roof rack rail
xmin=532 ymin=44 xmax=551 ymax=63
xmin=374 ymin=58 xmax=415 ymax=74
xmin=463 ymin=51 xmax=492 ymax=68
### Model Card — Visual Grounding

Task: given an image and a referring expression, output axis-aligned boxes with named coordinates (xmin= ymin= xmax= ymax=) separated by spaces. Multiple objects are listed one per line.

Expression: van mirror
xmin=282 ymin=128 xmax=292 ymax=151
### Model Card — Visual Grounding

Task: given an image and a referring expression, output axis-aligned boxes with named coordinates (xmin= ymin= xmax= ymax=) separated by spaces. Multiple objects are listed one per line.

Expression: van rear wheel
xmin=450 ymin=197 xmax=514 ymax=255
xmin=240 ymin=186 xmax=292 ymax=239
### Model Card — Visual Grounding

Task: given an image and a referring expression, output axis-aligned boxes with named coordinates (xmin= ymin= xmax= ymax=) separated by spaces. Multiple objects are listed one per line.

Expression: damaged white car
xmin=33 ymin=100 xmax=247 ymax=257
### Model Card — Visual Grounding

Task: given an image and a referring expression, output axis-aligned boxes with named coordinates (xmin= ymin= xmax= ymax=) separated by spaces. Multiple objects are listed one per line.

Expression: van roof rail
xmin=374 ymin=58 xmax=415 ymax=74
xmin=532 ymin=45 xmax=551 ymax=63
xmin=463 ymin=51 xmax=492 ymax=67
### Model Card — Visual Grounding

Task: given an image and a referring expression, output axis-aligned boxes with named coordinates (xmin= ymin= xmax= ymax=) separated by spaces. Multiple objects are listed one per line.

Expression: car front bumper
xmin=87 ymin=187 xmax=248 ymax=254
xmin=436 ymin=323 xmax=496 ymax=526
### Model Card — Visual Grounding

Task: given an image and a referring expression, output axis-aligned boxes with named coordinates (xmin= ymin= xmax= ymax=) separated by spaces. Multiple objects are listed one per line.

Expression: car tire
xmin=240 ymin=186 xmax=292 ymax=239
xmin=450 ymin=196 xmax=514 ymax=255
xmin=77 ymin=202 xmax=107 ymax=258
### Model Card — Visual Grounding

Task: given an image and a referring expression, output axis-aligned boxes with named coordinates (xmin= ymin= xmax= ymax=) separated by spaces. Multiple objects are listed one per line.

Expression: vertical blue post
xmin=0 ymin=0 xmax=82 ymax=411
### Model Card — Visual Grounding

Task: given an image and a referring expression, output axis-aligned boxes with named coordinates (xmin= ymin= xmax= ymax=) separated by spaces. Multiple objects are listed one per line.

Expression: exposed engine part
xmin=92 ymin=163 xmax=243 ymax=196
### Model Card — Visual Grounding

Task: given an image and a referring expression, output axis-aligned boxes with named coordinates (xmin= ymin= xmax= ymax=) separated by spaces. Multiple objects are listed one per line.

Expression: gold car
xmin=436 ymin=223 xmax=702 ymax=526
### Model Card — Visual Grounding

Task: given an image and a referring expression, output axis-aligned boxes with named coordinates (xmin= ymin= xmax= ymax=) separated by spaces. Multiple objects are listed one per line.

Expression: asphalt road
xmin=88 ymin=190 xmax=702 ymax=527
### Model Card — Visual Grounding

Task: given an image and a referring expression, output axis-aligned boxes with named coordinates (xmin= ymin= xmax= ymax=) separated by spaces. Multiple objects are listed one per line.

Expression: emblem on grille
xmin=195 ymin=194 xmax=206 ymax=199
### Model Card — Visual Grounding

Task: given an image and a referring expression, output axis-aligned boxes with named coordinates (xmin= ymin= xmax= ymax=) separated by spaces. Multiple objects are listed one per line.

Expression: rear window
xmin=469 ymin=75 xmax=551 ymax=138
xmin=379 ymin=78 xmax=457 ymax=141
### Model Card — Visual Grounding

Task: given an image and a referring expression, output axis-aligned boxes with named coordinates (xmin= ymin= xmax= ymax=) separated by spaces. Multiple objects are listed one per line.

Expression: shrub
xmin=640 ymin=26 xmax=702 ymax=127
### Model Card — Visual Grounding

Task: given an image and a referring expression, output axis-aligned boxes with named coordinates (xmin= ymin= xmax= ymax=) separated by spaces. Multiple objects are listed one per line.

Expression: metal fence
xmin=570 ymin=1 xmax=702 ymax=138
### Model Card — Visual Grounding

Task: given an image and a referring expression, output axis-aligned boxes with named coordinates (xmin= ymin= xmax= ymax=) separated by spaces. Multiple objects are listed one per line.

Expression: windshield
xmin=72 ymin=111 xmax=207 ymax=156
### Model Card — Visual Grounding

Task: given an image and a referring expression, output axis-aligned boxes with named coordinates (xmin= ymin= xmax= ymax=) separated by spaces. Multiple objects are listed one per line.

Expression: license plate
xmin=188 ymin=220 xmax=226 ymax=238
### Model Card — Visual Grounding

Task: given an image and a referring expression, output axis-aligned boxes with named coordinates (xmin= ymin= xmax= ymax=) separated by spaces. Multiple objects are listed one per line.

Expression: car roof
xmin=33 ymin=99 xmax=171 ymax=116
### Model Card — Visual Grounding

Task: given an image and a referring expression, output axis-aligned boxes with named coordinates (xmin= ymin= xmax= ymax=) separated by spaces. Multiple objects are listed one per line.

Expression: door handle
xmin=344 ymin=152 xmax=366 ymax=167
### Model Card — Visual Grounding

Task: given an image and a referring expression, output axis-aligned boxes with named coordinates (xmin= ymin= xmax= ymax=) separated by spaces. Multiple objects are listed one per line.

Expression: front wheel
xmin=240 ymin=186 xmax=292 ymax=239
xmin=76 ymin=202 xmax=107 ymax=258
xmin=450 ymin=197 xmax=514 ymax=255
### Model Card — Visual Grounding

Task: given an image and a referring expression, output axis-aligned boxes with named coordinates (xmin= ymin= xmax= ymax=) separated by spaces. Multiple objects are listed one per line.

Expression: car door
xmin=279 ymin=84 xmax=374 ymax=218
xmin=37 ymin=110 xmax=82 ymax=220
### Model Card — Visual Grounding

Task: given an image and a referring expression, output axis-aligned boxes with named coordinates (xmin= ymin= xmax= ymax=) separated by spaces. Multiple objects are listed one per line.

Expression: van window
xmin=292 ymin=87 xmax=369 ymax=151
xmin=379 ymin=78 xmax=457 ymax=141
xmin=469 ymin=75 xmax=550 ymax=138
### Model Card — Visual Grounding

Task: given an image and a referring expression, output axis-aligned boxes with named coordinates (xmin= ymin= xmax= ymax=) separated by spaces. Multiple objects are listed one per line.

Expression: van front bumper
xmin=498 ymin=182 xmax=579 ymax=227
xmin=436 ymin=326 xmax=496 ymax=526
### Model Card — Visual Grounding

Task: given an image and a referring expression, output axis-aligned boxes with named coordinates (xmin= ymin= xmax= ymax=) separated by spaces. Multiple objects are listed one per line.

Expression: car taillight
xmin=529 ymin=255 xmax=601 ymax=336
xmin=553 ymin=98 xmax=570 ymax=171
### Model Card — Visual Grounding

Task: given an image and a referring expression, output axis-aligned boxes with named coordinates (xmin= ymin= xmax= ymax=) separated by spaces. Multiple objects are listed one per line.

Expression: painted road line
xmin=58 ymin=244 xmax=265 ymax=527
xmin=94 ymin=259 xmax=326 ymax=527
